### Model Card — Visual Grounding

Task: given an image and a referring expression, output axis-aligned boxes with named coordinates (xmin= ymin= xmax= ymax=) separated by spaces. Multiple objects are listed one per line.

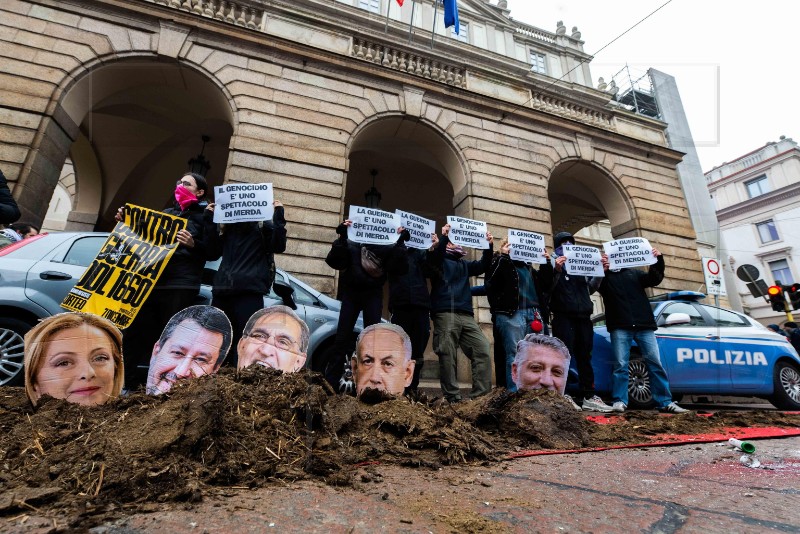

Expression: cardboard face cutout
xmin=237 ymin=307 xmax=308 ymax=373
xmin=146 ymin=305 xmax=232 ymax=395
xmin=512 ymin=346 xmax=568 ymax=395
xmin=352 ymin=327 xmax=414 ymax=397
xmin=24 ymin=312 xmax=124 ymax=406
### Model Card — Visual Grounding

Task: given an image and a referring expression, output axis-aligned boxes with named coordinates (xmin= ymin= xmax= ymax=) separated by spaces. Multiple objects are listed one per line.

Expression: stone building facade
xmin=706 ymin=137 xmax=800 ymax=325
xmin=1 ymin=0 xmax=704 ymax=380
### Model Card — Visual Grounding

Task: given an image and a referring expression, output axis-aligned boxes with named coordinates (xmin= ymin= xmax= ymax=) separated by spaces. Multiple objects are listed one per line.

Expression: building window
xmin=756 ymin=220 xmax=779 ymax=243
xmin=768 ymin=259 xmax=793 ymax=286
xmin=530 ymin=51 xmax=546 ymax=74
xmin=745 ymin=175 xmax=770 ymax=198
xmin=451 ymin=21 xmax=468 ymax=42
xmin=358 ymin=0 xmax=380 ymax=13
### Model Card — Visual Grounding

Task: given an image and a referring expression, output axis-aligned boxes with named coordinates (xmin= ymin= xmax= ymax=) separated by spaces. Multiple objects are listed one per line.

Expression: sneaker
xmin=582 ymin=395 xmax=614 ymax=413
xmin=564 ymin=394 xmax=582 ymax=411
xmin=611 ymin=401 xmax=627 ymax=413
xmin=659 ymin=402 xmax=689 ymax=414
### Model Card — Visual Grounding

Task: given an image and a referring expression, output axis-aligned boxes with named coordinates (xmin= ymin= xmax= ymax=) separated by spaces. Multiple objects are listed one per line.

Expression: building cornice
xmin=706 ymin=148 xmax=800 ymax=187
xmin=69 ymin=0 xmax=677 ymax=160
xmin=754 ymin=246 xmax=792 ymax=259
xmin=716 ymin=182 xmax=800 ymax=221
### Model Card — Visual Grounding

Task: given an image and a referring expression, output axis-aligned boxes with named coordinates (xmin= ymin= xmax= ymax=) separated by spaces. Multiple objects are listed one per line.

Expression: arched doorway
xmin=48 ymin=58 xmax=235 ymax=230
xmin=345 ymin=116 xmax=465 ymax=227
xmin=338 ymin=115 xmax=469 ymax=385
xmin=549 ymin=159 xmax=635 ymax=236
xmin=548 ymin=158 xmax=638 ymax=314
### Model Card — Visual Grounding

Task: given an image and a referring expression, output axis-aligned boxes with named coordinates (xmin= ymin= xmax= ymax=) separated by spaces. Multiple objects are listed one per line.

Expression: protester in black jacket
xmin=207 ymin=200 xmax=287 ymax=367
xmin=388 ymin=235 xmax=437 ymax=392
xmin=486 ymin=238 xmax=552 ymax=391
xmin=323 ymin=219 xmax=409 ymax=388
xmin=783 ymin=322 xmax=800 ymax=354
xmin=120 ymin=173 xmax=215 ymax=389
xmin=547 ymin=231 xmax=611 ymax=412
xmin=598 ymin=248 xmax=687 ymax=414
xmin=0 ymin=169 xmax=21 ymax=226
xmin=429 ymin=223 xmax=493 ymax=402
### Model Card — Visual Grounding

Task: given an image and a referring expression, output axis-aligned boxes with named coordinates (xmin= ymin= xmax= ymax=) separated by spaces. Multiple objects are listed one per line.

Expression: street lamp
xmin=364 ymin=169 xmax=381 ymax=208
xmin=188 ymin=135 xmax=211 ymax=177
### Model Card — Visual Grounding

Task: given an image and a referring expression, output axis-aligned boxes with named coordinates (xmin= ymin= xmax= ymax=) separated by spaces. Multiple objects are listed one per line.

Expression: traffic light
xmin=787 ymin=283 xmax=800 ymax=310
xmin=768 ymin=285 xmax=786 ymax=312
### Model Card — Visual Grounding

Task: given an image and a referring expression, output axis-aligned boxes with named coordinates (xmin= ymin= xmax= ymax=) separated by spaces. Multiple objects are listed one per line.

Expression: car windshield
xmin=702 ymin=305 xmax=750 ymax=327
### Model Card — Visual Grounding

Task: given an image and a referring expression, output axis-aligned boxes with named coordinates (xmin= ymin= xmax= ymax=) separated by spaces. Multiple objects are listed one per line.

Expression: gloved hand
xmin=398 ymin=229 xmax=410 ymax=243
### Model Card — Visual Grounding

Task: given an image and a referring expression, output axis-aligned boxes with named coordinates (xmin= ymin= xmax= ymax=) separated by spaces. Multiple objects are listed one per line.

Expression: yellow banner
xmin=61 ymin=204 xmax=187 ymax=329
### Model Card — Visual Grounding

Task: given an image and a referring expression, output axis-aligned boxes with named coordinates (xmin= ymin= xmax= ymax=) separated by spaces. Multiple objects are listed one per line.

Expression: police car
xmin=588 ymin=291 xmax=800 ymax=410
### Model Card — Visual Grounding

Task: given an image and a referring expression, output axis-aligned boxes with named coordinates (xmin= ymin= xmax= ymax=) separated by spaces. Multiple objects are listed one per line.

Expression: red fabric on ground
xmin=507 ymin=425 xmax=800 ymax=459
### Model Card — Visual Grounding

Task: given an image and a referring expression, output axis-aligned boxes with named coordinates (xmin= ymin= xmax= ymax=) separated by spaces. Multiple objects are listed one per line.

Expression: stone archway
xmin=341 ymin=115 xmax=470 ymax=385
xmin=344 ymin=115 xmax=468 ymax=227
xmin=548 ymin=158 xmax=639 ymax=314
xmin=549 ymin=158 xmax=637 ymax=237
xmin=28 ymin=57 xmax=236 ymax=230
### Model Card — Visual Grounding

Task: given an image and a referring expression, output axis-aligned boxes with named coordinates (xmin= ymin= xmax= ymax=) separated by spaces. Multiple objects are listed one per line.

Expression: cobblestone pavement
xmin=8 ymin=436 xmax=798 ymax=533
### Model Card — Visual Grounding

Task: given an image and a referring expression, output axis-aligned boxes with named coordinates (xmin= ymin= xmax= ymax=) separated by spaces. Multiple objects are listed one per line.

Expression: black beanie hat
xmin=554 ymin=231 xmax=574 ymax=248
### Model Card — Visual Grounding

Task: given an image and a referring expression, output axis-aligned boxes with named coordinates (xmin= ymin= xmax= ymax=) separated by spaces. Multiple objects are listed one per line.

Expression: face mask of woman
xmin=174 ymin=184 xmax=199 ymax=210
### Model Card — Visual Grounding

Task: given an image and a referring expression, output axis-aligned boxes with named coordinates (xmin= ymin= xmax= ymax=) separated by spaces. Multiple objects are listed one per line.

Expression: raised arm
xmin=325 ymin=220 xmax=352 ymax=271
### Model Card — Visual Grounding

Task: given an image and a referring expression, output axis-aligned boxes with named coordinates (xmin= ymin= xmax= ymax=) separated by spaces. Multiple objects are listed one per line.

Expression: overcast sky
xmin=508 ymin=0 xmax=799 ymax=172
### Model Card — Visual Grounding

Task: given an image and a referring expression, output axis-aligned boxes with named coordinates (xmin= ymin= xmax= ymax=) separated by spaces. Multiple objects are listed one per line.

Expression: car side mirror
xmin=664 ymin=313 xmax=691 ymax=326
xmin=273 ymin=279 xmax=297 ymax=310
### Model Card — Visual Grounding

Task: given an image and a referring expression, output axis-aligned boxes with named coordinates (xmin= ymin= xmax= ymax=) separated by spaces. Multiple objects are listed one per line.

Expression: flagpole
xmin=384 ymin=0 xmax=391 ymax=33
xmin=407 ymin=0 xmax=416 ymax=44
xmin=431 ymin=0 xmax=439 ymax=49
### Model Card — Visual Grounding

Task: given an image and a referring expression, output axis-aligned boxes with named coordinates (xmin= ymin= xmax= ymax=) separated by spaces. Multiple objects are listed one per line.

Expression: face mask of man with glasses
xmin=237 ymin=305 xmax=309 ymax=373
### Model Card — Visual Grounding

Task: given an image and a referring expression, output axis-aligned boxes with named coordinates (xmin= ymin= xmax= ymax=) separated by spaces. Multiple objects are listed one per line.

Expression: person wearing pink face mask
xmin=116 ymin=173 xmax=215 ymax=390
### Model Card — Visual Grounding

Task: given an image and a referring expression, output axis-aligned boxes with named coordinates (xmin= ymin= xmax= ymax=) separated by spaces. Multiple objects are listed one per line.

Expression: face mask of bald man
xmin=352 ymin=324 xmax=415 ymax=397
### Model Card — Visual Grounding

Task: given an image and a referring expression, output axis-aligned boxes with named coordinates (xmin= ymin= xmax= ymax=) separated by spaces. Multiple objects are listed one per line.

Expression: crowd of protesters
xmin=5 ymin=169 xmax=689 ymax=414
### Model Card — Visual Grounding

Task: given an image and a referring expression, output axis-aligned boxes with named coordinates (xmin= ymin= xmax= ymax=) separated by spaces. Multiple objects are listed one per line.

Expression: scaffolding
xmin=611 ymin=65 xmax=660 ymax=119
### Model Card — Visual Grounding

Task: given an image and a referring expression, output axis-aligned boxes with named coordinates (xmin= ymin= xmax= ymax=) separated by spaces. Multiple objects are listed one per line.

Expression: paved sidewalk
xmin=9 ymin=436 xmax=796 ymax=533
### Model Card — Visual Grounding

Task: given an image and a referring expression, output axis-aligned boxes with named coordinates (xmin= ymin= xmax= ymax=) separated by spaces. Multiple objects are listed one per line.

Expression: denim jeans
xmin=610 ymin=329 xmax=673 ymax=408
xmin=495 ymin=308 xmax=537 ymax=392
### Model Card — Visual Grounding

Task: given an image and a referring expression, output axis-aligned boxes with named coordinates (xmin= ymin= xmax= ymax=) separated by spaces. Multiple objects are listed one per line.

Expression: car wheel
xmin=0 ymin=318 xmax=31 ymax=387
xmin=770 ymin=360 xmax=800 ymax=410
xmin=627 ymin=358 xmax=656 ymax=409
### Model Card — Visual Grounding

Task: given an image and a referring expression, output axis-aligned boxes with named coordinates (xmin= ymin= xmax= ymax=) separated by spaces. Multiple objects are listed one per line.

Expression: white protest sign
xmin=213 ymin=183 xmax=274 ymax=223
xmin=702 ymin=257 xmax=727 ymax=296
xmin=507 ymin=229 xmax=547 ymax=264
xmin=396 ymin=210 xmax=435 ymax=250
xmin=446 ymin=216 xmax=489 ymax=249
xmin=563 ymin=244 xmax=604 ymax=277
xmin=603 ymin=237 xmax=656 ymax=270
xmin=348 ymin=205 xmax=399 ymax=245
